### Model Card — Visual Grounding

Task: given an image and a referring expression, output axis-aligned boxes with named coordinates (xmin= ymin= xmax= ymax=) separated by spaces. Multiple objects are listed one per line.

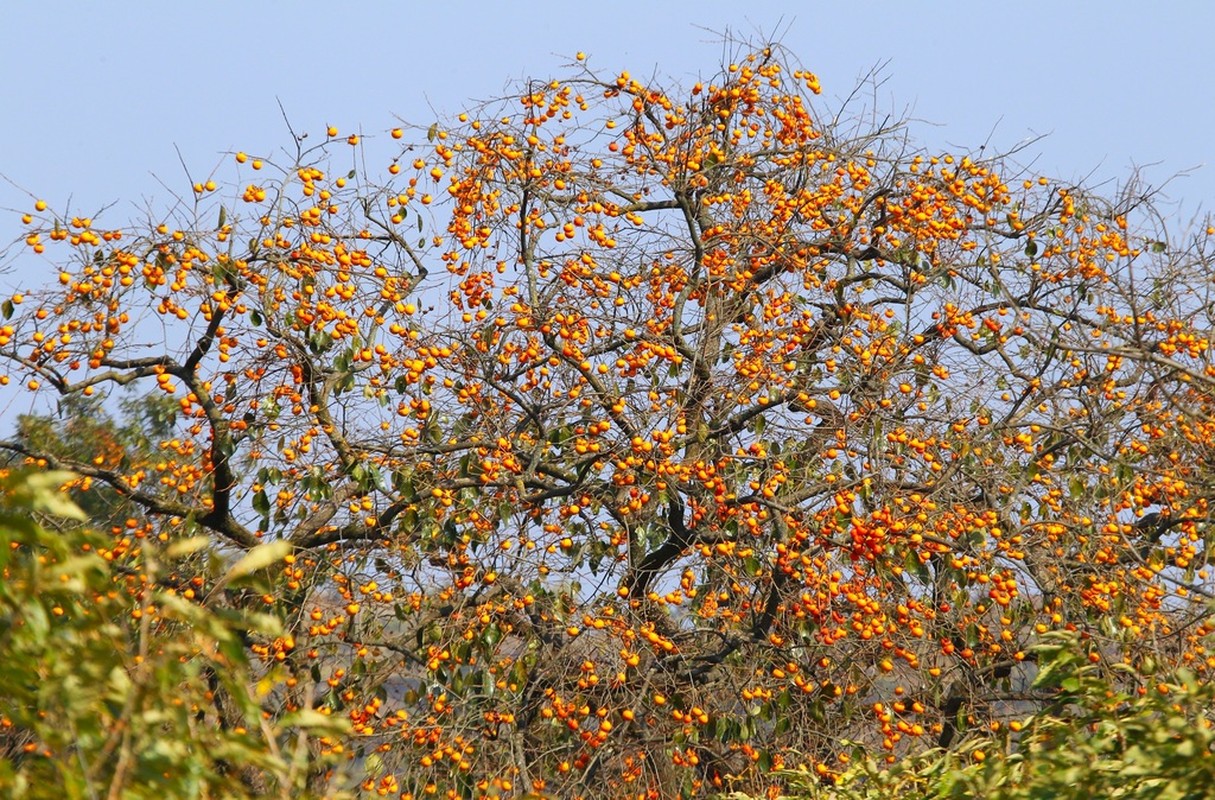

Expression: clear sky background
xmin=1 ymin=1 xmax=1213 ymax=285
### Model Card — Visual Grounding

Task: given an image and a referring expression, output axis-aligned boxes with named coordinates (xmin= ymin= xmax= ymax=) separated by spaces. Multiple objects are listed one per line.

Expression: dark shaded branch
xmin=0 ymin=439 xmax=259 ymax=548
xmin=623 ymin=499 xmax=693 ymax=598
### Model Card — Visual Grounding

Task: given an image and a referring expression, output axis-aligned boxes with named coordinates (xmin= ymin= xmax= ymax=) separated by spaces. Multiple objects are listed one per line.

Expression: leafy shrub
xmin=724 ymin=632 xmax=1215 ymax=800
xmin=0 ymin=469 xmax=352 ymax=799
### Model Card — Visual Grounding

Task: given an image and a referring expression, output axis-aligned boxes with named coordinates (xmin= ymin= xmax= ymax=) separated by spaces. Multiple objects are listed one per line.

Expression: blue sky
xmin=1 ymin=1 xmax=1213 ymax=283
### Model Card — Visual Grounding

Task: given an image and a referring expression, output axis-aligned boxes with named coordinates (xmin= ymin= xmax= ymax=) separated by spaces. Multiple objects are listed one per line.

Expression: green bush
xmin=0 ymin=469 xmax=351 ymax=799
xmin=724 ymin=632 xmax=1215 ymax=800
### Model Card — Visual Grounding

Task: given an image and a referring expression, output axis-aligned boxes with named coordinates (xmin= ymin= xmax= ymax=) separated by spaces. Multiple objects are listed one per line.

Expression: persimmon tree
xmin=3 ymin=42 xmax=1215 ymax=799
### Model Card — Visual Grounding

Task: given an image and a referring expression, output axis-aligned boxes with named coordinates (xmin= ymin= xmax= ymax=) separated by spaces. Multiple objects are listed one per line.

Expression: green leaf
xmin=7 ymin=469 xmax=87 ymax=521
xmin=281 ymin=708 xmax=352 ymax=735
xmin=229 ymin=609 xmax=285 ymax=637
xmin=164 ymin=536 xmax=210 ymax=559
xmin=21 ymin=601 xmax=50 ymax=643
xmin=221 ymin=539 xmax=292 ymax=584
xmin=1 ymin=299 xmax=12 ymax=320
xmin=904 ymin=550 xmax=930 ymax=581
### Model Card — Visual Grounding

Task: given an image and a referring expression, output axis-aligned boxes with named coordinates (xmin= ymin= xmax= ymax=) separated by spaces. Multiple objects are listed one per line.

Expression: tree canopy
xmin=2 ymin=42 xmax=1214 ymax=799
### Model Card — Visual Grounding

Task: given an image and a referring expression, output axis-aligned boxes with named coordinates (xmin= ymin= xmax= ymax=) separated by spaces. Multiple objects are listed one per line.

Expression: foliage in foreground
xmin=724 ymin=632 xmax=1215 ymax=800
xmin=0 ymin=468 xmax=353 ymax=799
xmin=4 ymin=39 xmax=1215 ymax=798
